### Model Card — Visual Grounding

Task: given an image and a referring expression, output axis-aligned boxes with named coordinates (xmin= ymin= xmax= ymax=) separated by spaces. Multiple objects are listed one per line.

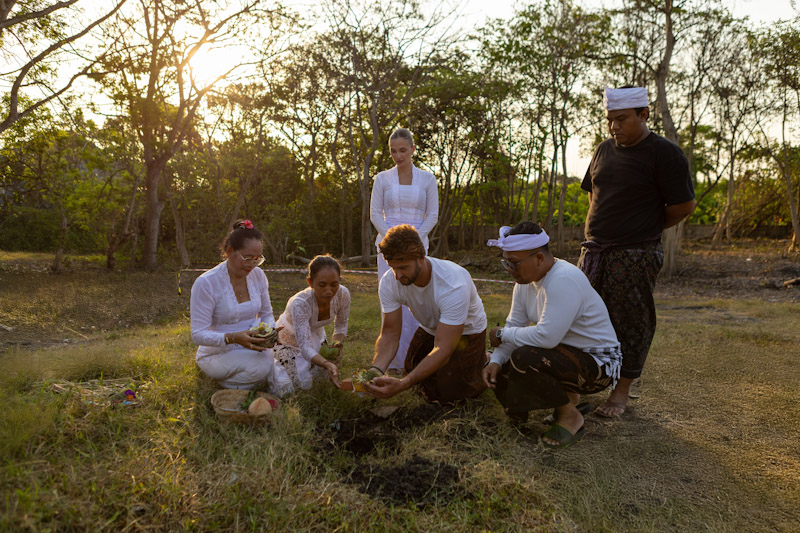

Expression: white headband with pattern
xmin=487 ymin=226 xmax=550 ymax=251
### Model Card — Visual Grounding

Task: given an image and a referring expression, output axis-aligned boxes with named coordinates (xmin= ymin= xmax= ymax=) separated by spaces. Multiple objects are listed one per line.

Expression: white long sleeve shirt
xmin=490 ymin=259 xmax=620 ymax=368
xmin=190 ymin=261 xmax=276 ymax=359
xmin=370 ymin=164 xmax=438 ymax=250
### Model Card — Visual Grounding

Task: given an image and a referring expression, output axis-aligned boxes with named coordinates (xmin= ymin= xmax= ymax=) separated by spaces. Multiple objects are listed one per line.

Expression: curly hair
xmin=378 ymin=224 xmax=425 ymax=261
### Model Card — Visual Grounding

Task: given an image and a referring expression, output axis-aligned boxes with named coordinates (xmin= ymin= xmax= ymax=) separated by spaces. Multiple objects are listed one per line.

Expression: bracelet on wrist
xmin=369 ymin=365 xmax=385 ymax=375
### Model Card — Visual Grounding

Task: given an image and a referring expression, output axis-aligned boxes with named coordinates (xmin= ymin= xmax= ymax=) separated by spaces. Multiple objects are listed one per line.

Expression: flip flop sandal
xmin=628 ymin=377 xmax=642 ymax=399
xmin=541 ymin=423 xmax=586 ymax=449
xmin=595 ymin=400 xmax=628 ymax=418
xmin=542 ymin=401 xmax=593 ymax=425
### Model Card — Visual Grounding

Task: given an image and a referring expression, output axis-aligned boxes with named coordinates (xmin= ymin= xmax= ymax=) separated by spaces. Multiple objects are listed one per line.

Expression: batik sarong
xmin=492 ymin=344 xmax=613 ymax=416
xmin=578 ymin=240 xmax=663 ymax=379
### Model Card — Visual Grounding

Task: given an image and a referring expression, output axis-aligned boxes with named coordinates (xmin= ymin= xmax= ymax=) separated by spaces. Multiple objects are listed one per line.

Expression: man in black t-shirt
xmin=578 ymin=86 xmax=695 ymax=418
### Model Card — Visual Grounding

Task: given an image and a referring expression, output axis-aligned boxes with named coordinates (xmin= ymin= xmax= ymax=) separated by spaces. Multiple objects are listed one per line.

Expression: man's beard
xmin=399 ymin=261 xmax=421 ymax=285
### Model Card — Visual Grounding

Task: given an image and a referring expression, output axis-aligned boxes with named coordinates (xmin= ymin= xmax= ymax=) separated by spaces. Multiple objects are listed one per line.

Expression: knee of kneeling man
xmin=510 ymin=349 xmax=529 ymax=373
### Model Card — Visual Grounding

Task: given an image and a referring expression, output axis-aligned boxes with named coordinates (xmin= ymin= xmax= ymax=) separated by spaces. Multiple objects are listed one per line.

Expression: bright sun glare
xmin=187 ymin=45 xmax=250 ymax=87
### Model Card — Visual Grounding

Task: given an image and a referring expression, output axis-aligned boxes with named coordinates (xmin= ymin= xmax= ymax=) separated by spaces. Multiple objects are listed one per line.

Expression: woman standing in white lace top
xmin=370 ymin=128 xmax=439 ymax=371
xmin=190 ymin=220 xmax=293 ymax=394
xmin=274 ymin=255 xmax=350 ymax=389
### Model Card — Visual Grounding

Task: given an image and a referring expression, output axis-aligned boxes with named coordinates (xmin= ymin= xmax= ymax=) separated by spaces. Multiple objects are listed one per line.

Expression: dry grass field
xmin=1 ymin=242 xmax=798 ymax=531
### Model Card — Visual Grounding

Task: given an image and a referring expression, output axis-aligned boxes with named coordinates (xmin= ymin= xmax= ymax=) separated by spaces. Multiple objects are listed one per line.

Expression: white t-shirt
xmin=379 ymin=257 xmax=487 ymax=335
xmin=489 ymin=259 xmax=619 ymax=366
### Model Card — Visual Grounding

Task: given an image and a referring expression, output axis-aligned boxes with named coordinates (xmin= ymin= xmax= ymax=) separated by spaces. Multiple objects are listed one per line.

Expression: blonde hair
xmin=389 ymin=128 xmax=415 ymax=147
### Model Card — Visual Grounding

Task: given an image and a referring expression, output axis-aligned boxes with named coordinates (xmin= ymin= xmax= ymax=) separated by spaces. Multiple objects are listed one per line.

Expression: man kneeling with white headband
xmin=484 ymin=221 xmax=622 ymax=449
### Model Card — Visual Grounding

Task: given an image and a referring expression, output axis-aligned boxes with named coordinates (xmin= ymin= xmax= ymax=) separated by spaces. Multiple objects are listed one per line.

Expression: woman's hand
xmin=311 ymin=354 xmax=340 ymax=387
xmin=322 ymin=360 xmax=340 ymax=388
xmin=263 ymin=326 xmax=283 ymax=349
xmin=333 ymin=340 xmax=343 ymax=359
xmin=231 ymin=331 xmax=268 ymax=351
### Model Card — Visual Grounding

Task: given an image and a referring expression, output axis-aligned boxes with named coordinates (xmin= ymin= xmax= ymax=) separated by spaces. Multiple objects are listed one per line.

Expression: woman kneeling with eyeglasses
xmin=189 ymin=219 xmax=293 ymax=395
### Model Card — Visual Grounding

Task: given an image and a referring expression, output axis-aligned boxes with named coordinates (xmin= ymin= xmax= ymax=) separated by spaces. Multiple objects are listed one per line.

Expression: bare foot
xmin=596 ymin=378 xmax=632 ymax=418
xmin=595 ymin=400 xmax=627 ymax=417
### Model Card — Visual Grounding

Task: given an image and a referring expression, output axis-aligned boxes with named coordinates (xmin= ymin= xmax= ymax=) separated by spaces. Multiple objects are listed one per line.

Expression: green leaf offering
xmin=249 ymin=322 xmax=275 ymax=338
xmin=353 ymin=368 xmax=381 ymax=385
xmin=239 ymin=390 xmax=258 ymax=411
xmin=319 ymin=342 xmax=339 ymax=360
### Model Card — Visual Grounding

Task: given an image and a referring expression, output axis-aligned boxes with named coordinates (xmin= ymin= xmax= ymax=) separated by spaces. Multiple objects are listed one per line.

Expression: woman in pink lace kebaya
xmin=274 ymin=255 xmax=350 ymax=390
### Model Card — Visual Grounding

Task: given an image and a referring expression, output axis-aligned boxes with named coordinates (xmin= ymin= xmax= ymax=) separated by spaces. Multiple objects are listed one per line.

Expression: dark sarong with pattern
xmin=493 ymin=344 xmax=612 ymax=416
xmin=578 ymin=240 xmax=663 ymax=379
xmin=404 ymin=327 xmax=487 ymax=404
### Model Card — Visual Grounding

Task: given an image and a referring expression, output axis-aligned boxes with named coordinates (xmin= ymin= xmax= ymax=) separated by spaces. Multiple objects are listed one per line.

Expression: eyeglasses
xmin=500 ymin=252 xmax=537 ymax=271
xmin=236 ymin=251 xmax=265 ymax=266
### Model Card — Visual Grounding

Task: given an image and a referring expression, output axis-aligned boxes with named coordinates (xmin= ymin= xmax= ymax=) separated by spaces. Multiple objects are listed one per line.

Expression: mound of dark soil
xmin=347 ymin=455 xmax=461 ymax=507
xmin=322 ymin=404 xmax=449 ymax=456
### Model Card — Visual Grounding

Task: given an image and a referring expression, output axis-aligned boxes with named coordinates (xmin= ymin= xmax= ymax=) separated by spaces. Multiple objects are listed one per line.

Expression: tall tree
xmin=408 ymin=52 xmax=491 ymax=256
xmin=708 ymin=23 xmax=766 ymax=248
xmin=97 ymin=0 xmax=274 ymax=270
xmin=611 ymin=0 xmax=709 ymax=273
xmin=755 ymin=20 xmax=800 ymax=252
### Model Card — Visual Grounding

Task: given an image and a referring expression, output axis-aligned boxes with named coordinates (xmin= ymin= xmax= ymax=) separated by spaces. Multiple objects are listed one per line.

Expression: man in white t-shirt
xmin=483 ymin=222 xmax=622 ymax=448
xmin=365 ymin=224 xmax=488 ymax=403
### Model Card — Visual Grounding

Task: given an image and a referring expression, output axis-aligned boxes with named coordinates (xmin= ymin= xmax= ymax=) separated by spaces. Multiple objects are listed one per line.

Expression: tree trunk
xmin=655 ymin=0 xmax=681 ymax=275
xmin=361 ymin=183 xmax=372 ymax=266
xmin=165 ymin=179 xmax=190 ymax=268
xmin=458 ymin=210 xmax=465 ymax=249
xmin=661 ymin=226 xmax=678 ymax=275
xmin=106 ymin=169 xmax=140 ymax=270
xmin=143 ymin=160 xmax=166 ymax=271
xmin=556 ymin=140 xmax=569 ymax=256
xmin=52 ymin=206 xmax=68 ymax=273
xmin=778 ymin=159 xmax=800 ymax=253
xmin=128 ymin=218 xmax=139 ymax=271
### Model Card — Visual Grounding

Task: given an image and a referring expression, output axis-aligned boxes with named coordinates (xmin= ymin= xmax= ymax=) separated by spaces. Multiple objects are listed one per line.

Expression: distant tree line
xmin=1 ymin=0 xmax=799 ymax=272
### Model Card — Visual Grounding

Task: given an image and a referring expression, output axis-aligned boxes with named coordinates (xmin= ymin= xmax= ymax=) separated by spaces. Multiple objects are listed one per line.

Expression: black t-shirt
xmin=581 ymin=132 xmax=694 ymax=244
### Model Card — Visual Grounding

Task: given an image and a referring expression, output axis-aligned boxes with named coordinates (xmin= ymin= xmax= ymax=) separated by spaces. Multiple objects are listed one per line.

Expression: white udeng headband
xmin=487 ymin=226 xmax=550 ymax=251
xmin=604 ymin=87 xmax=649 ymax=111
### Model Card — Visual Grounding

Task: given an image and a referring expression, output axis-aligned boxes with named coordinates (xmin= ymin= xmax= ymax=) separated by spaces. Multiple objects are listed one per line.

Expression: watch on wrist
xmin=496 ymin=328 xmax=503 ymax=341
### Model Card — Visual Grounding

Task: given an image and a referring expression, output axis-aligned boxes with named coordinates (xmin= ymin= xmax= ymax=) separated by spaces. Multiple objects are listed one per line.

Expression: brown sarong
xmin=404 ymin=327 xmax=487 ymax=404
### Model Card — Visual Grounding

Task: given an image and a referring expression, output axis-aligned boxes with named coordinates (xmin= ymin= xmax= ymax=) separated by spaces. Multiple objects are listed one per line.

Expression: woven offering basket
xmin=210 ymin=389 xmax=281 ymax=425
